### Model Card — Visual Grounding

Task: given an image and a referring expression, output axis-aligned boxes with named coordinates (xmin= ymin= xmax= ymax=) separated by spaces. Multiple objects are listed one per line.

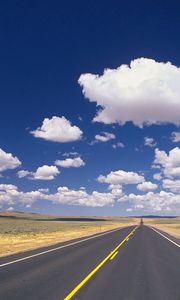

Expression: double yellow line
xmin=64 ymin=225 xmax=139 ymax=300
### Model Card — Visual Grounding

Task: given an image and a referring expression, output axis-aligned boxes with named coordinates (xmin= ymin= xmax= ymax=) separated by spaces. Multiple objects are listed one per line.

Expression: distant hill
xmin=1 ymin=211 xmax=178 ymax=221
xmin=140 ymin=215 xmax=178 ymax=218
xmin=0 ymin=211 xmax=107 ymax=222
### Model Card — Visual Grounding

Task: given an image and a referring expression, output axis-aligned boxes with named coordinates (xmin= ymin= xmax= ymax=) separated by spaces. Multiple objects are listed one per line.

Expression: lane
xmin=64 ymin=226 xmax=138 ymax=300
xmin=0 ymin=226 xmax=129 ymax=267
xmin=0 ymin=225 xmax=136 ymax=300
xmin=75 ymin=225 xmax=180 ymax=300
xmin=1 ymin=225 xmax=179 ymax=300
xmin=149 ymin=226 xmax=180 ymax=247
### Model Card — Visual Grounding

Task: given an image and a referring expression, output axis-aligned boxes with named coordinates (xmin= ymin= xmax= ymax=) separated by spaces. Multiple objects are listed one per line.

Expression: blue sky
xmin=0 ymin=0 xmax=180 ymax=216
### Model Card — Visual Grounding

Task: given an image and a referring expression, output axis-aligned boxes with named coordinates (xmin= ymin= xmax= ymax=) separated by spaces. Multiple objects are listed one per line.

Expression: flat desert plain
xmin=143 ymin=217 xmax=180 ymax=238
xmin=0 ymin=212 xmax=137 ymax=257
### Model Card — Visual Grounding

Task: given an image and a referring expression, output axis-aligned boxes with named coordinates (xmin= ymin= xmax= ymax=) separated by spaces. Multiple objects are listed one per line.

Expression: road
xmin=0 ymin=225 xmax=179 ymax=300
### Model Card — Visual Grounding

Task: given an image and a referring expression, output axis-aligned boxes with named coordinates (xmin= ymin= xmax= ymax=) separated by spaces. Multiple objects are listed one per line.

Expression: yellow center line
xmin=110 ymin=251 xmax=118 ymax=260
xmin=64 ymin=225 xmax=139 ymax=300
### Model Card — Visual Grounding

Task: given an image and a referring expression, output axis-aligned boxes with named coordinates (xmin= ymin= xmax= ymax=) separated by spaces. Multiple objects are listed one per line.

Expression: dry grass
xmin=143 ymin=217 xmax=180 ymax=238
xmin=0 ymin=213 xmax=138 ymax=257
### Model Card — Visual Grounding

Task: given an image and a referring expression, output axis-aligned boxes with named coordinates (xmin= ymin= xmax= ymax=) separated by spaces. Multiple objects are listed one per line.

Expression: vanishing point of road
xmin=0 ymin=223 xmax=179 ymax=300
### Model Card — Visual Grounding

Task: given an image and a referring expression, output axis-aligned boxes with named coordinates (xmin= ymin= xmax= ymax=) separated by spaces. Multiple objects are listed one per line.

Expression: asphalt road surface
xmin=0 ymin=225 xmax=179 ymax=300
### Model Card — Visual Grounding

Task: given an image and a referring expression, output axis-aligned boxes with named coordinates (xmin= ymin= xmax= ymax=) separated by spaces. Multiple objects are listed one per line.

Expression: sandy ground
xmin=0 ymin=216 xmax=137 ymax=257
xmin=143 ymin=218 xmax=180 ymax=239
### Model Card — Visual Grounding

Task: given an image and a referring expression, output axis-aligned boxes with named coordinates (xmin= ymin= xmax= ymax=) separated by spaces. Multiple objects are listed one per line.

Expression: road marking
xmin=110 ymin=251 xmax=118 ymax=260
xmin=126 ymin=238 xmax=129 ymax=241
xmin=149 ymin=226 xmax=180 ymax=248
xmin=64 ymin=226 xmax=138 ymax=300
xmin=0 ymin=226 xmax=134 ymax=268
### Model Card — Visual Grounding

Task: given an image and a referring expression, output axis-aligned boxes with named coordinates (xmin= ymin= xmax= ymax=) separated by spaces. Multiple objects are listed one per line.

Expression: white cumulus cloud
xmin=55 ymin=157 xmax=85 ymax=168
xmin=0 ymin=184 xmax=19 ymax=205
xmin=79 ymin=58 xmax=180 ymax=127
xmin=153 ymin=147 xmax=180 ymax=178
xmin=0 ymin=184 xmax=115 ymax=208
xmin=0 ymin=148 xmax=21 ymax=172
xmin=62 ymin=152 xmax=79 ymax=157
xmin=112 ymin=142 xmax=125 ymax=149
xmin=144 ymin=137 xmax=157 ymax=147
xmin=0 ymin=184 xmax=43 ymax=206
xmin=17 ymin=166 xmax=60 ymax=180
xmin=162 ymin=179 xmax=180 ymax=193
xmin=153 ymin=173 xmax=162 ymax=180
xmin=31 ymin=165 xmax=60 ymax=180
xmin=43 ymin=187 xmax=115 ymax=207
xmin=108 ymin=184 xmax=123 ymax=197
xmin=31 ymin=116 xmax=83 ymax=142
xmin=95 ymin=132 xmax=115 ymax=142
xmin=171 ymin=132 xmax=180 ymax=143
xmin=46 ymin=187 xmax=114 ymax=207
xmin=0 ymin=182 xmax=179 ymax=212
xmin=17 ymin=170 xmax=30 ymax=178
xmin=126 ymin=208 xmax=133 ymax=212
xmin=7 ymin=206 xmax=14 ymax=211
xmin=97 ymin=170 xmax=144 ymax=185
xmin=137 ymin=181 xmax=158 ymax=191
xmin=119 ymin=191 xmax=180 ymax=212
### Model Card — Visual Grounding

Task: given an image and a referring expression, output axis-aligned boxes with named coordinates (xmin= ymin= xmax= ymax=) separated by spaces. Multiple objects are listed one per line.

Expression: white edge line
xmin=0 ymin=225 xmax=134 ymax=268
xmin=149 ymin=226 xmax=180 ymax=248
